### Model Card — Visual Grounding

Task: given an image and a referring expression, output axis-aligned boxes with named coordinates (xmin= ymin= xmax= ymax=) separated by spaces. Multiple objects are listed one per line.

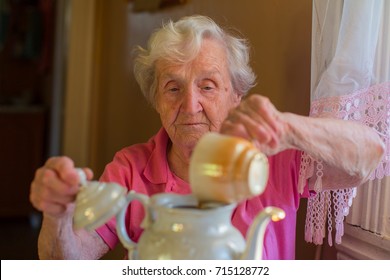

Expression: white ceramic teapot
xmin=115 ymin=192 xmax=284 ymax=260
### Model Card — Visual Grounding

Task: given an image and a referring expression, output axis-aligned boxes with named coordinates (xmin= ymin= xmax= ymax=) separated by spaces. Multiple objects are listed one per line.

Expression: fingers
xmin=222 ymin=95 xmax=282 ymax=148
xmin=246 ymin=95 xmax=281 ymax=136
xmin=29 ymin=156 xmax=93 ymax=217
xmin=234 ymin=110 xmax=279 ymax=148
xmin=45 ymin=156 xmax=79 ymax=185
xmin=220 ymin=119 xmax=251 ymax=139
xmin=82 ymin=168 xmax=94 ymax=181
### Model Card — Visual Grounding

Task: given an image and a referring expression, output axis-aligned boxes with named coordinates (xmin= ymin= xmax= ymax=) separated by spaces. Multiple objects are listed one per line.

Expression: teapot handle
xmin=116 ymin=190 xmax=149 ymax=260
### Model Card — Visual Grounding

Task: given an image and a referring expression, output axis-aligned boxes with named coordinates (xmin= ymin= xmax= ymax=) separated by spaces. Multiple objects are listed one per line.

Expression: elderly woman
xmin=30 ymin=15 xmax=384 ymax=260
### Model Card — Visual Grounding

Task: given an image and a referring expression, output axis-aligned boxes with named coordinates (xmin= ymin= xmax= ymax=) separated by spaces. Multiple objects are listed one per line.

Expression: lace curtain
xmin=299 ymin=0 xmax=390 ymax=246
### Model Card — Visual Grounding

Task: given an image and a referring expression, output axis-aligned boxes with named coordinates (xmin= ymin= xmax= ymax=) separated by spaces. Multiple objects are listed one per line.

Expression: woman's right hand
xmin=29 ymin=156 xmax=93 ymax=218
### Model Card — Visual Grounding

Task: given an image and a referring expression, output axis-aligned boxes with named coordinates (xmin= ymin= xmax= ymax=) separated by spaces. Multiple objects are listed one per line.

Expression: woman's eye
xmin=200 ymin=80 xmax=216 ymax=92
xmin=168 ymin=87 xmax=179 ymax=93
xmin=201 ymin=83 xmax=216 ymax=92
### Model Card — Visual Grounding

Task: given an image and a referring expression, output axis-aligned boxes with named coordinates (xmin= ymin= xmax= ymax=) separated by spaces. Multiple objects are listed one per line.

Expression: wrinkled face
xmin=155 ymin=38 xmax=241 ymax=151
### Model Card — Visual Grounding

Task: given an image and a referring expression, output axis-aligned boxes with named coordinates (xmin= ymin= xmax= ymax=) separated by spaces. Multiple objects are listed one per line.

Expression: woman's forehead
xmin=155 ymin=40 xmax=229 ymax=76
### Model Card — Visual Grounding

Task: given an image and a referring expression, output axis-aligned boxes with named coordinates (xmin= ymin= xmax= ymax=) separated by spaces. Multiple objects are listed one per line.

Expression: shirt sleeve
xmin=94 ymin=151 xmax=133 ymax=250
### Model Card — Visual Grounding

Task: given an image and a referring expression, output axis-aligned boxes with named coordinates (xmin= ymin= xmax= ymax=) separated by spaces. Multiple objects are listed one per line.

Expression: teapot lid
xmin=73 ymin=180 xmax=126 ymax=231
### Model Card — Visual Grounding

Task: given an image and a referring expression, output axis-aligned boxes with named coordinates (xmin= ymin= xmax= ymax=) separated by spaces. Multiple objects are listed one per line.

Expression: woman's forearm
xmin=38 ymin=213 xmax=109 ymax=260
xmin=284 ymin=112 xmax=385 ymax=189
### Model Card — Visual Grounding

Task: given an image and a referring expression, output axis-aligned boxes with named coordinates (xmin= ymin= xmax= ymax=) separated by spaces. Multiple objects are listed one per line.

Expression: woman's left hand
xmin=220 ymin=94 xmax=291 ymax=155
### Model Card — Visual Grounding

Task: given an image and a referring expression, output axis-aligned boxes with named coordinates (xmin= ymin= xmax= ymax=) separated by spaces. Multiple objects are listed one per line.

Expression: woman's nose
xmin=181 ymin=87 xmax=202 ymax=113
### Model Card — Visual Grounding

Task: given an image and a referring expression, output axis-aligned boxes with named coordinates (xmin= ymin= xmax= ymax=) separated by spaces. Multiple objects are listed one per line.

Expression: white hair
xmin=133 ymin=15 xmax=256 ymax=107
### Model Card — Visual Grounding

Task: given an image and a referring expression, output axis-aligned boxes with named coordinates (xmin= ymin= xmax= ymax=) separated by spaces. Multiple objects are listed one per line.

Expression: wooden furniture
xmin=0 ymin=1 xmax=53 ymax=218
xmin=0 ymin=106 xmax=46 ymax=217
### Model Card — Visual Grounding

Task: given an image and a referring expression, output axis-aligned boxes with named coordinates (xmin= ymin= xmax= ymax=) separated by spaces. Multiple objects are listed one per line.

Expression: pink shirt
xmin=96 ymin=128 xmax=308 ymax=260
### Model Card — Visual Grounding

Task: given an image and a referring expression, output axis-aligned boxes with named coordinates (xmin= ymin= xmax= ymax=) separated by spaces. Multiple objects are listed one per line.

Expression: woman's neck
xmin=167 ymin=144 xmax=192 ymax=182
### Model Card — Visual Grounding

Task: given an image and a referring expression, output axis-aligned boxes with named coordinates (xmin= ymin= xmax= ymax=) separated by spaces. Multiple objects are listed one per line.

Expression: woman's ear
xmin=233 ymin=92 xmax=243 ymax=106
xmin=154 ymin=93 xmax=161 ymax=114
xmin=154 ymin=102 xmax=160 ymax=114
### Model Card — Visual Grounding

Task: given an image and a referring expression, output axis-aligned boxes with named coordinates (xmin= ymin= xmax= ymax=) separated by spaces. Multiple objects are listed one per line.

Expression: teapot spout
xmin=241 ymin=206 xmax=285 ymax=260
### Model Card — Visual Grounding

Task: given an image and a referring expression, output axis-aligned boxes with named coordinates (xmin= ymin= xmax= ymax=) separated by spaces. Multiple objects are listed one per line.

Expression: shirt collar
xmin=143 ymin=127 xmax=171 ymax=185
